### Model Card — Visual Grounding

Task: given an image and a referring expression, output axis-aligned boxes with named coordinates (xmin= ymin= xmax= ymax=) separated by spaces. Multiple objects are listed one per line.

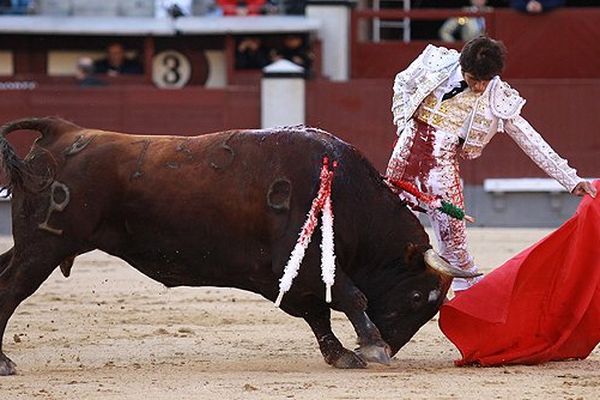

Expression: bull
xmin=0 ymin=117 xmax=477 ymax=375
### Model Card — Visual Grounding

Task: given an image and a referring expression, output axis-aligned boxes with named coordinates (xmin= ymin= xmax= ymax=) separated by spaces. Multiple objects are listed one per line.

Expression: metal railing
xmin=352 ymin=8 xmax=495 ymax=43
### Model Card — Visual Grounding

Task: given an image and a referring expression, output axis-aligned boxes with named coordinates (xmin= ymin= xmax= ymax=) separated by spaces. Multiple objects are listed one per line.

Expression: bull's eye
xmin=410 ymin=290 xmax=423 ymax=305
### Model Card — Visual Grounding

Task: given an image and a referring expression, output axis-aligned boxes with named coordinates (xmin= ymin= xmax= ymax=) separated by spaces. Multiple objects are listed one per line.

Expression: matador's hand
xmin=572 ymin=181 xmax=597 ymax=198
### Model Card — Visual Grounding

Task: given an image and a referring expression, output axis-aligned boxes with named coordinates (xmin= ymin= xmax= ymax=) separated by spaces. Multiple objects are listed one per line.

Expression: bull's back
xmin=33 ymin=125 xmax=331 ymax=238
xmin=112 ymin=127 xmax=345 ymax=237
xmin=34 ymin=124 xmax=393 ymax=241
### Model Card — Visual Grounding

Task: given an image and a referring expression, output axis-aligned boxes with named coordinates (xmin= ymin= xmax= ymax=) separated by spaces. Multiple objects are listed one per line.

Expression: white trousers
xmin=387 ymin=120 xmax=474 ymax=270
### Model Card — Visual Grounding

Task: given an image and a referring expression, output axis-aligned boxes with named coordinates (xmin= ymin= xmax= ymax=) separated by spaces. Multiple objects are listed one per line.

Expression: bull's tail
xmin=0 ymin=117 xmax=77 ymax=195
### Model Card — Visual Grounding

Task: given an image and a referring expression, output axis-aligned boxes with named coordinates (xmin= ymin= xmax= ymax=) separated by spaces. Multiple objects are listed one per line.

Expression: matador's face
xmin=463 ymin=72 xmax=491 ymax=94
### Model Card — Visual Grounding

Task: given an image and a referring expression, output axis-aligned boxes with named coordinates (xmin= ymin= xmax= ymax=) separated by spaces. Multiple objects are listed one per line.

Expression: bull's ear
xmin=404 ymin=242 xmax=419 ymax=264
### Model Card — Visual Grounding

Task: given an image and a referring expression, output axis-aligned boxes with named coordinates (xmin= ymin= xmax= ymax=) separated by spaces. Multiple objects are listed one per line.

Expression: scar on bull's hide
xmin=130 ymin=140 xmax=150 ymax=180
xmin=164 ymin=161 xmax=179 ymax=169
xmin=267 ymin=178 xmax=292 ymax=211
xmin=175 ymin=140 xmax=194 ymax=160
xmin=23 ymin=148 xmax=58 ymax=193
xmin=209 ymin=134 xmax=235 ymax=170
xmin=38 ymin=181 xmax=70 ymax=235
xmin=63 ymin=134 xmax=94 ymax=157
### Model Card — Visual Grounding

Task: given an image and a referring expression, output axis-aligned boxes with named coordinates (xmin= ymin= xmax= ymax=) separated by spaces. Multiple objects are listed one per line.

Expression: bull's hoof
xmin=0 ymin=354 xmax=17 ymax=376
xmin=330 ymin=349 xmax=368 ymax=369
xmin=355 ymin=344 xmax=391 ymax=366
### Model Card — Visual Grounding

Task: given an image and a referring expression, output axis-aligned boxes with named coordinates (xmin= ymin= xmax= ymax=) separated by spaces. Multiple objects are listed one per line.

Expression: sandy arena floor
xmin=0 ymin=229 xmax=598 ymax=399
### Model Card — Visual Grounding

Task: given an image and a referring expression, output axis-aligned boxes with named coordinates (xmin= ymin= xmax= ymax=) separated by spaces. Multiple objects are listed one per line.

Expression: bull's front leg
xmin=304 ymin=309 xmax=367 ymax=369
xmin=330 ymin=272 xmax=391 ymax=366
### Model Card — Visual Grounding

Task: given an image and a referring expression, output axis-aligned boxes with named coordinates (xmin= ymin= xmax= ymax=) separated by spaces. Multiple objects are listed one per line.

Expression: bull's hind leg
xmin=0 ymin=252 xmax=64 ymax=375
xmin=304 ymin=309 xmax=367 ymax=369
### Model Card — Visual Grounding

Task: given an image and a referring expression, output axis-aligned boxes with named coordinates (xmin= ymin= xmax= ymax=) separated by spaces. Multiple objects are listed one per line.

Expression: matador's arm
xmin=503 ymin=116 xmax=581 ymax=192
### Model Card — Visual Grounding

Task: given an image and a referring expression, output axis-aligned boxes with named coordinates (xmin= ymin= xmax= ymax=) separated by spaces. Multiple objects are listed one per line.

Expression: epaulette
xmin=490 ymin=79 xmax=526 ymax=119
xmin=421 ymin=45 xmax=460 ymax=71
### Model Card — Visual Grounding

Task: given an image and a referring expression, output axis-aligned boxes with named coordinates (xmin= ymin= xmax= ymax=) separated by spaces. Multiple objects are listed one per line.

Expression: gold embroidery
xmin=415 ymin=90 xmax=479 ymax=135
xmin=473 ymin=114 xmax=491 ymax=128
xmin=464 ymin=129 xmax=486 ymax=142
xmin=423 ymin=95 xmax=437 ymax=108
xmin=461 ymin=143 xmax=483 ymax=159
xmin=432 ymin=113 xmax=445 ymax=127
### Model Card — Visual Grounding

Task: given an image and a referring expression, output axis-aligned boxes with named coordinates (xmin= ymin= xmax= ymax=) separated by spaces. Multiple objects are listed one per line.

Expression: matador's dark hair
xmin=459 ymin=36 xmax=506 ymax=81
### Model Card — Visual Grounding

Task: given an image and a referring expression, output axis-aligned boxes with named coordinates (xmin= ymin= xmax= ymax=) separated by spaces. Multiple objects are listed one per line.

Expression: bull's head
xmin=362 ymin=244 xmax=479 ymax=356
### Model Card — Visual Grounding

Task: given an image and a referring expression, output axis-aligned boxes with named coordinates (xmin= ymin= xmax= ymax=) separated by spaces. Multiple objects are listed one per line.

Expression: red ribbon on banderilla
xmin=275 ymin=157 xmax=337 ymax=308
xmin=385 ymin=177 xmax=475 ymax=223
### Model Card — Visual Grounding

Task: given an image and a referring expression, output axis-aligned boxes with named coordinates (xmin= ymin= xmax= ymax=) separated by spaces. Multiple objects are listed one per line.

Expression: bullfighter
xmin=386 ymin=36 xmax=596 ymax=292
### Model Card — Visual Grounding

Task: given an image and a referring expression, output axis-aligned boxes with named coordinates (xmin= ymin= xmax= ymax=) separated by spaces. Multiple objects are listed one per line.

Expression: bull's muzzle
xmin=424 ymin=249 xmax=482 ymax=278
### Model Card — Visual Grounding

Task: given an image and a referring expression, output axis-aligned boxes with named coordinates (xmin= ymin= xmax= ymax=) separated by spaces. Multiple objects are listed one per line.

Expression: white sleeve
xmin=391 ymin=53 xmax=424 ymax=134
xmin=504 ymin=115 xmax=581 ymax=192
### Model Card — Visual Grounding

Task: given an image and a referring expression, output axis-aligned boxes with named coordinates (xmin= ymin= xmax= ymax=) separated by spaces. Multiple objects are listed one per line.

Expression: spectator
xmin=75 ymin=57 xmax=107 ymax=87
xmin=94 ymin=43 xmax=143 ymax=77
xmin=155 ymin=0 xmax=189 ymax=17
xmin=439 ymin=0 xmax=492 ymax=43
xmin=235 ymin=37 xmax=270 ymax=69
xmin=191 ymin=0 xmax=219 ymax=15
xmin=510 ymin=0 xmax=565 ymax=13
xmin=0 ymin=0 xmax=9 ymax=13
xmin=270 ymin=34 xmax=312 ymax=69
xmin=155 ymin=0 xmax=219 ymax=17
xmin=266 ymin=0 xmax=306 ymax=15
xmin=0 ymin=0 xmax=30 ymax=14
xmin=217 ymin=0 xmax=265 ymax=15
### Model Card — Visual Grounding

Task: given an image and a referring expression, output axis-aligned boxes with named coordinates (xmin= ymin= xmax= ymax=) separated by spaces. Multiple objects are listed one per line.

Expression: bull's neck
xmin=340 ymin=183 xmax=430 ymax=279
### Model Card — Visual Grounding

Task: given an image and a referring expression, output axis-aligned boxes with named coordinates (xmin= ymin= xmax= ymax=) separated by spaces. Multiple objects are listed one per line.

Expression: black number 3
xmin=162 ymin=55 xmax=181 ymax=85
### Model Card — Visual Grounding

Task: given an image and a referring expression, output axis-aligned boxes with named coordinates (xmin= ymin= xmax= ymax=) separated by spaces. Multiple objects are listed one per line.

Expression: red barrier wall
xmin=0 ymin=85 xmax=260 ymax=158
xmin=466 ymin=80 xmax=600 ymax=184
xmin=307 ymin=79 xmax=600 ymax=184
xmin=1 ymin=79 xmax=597 ymax=186
xmin=351 ymin=8 xmax=600 ymax=79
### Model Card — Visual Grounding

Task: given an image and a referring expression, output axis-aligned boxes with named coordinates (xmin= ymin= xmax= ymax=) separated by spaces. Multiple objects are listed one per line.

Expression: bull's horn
xmin=424 ymin=249 xmax=482 ymax=278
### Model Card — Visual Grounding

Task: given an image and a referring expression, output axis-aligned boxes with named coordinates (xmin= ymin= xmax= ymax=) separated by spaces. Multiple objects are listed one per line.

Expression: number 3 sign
xmin=152 ymin=50 xmax=192 ymax=89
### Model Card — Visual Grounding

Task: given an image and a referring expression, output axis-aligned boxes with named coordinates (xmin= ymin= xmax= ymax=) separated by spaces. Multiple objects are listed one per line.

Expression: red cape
xmin=439 ymin=182 xmax=600 ymax=366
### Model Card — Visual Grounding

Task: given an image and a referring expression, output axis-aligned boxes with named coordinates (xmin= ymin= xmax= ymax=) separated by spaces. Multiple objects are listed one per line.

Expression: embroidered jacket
xmin=391 ymin=44 xmax=581 ymax=192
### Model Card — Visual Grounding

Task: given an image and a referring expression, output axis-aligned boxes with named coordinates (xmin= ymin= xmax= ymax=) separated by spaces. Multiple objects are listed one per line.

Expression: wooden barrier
xmin=351 ymin=8 xmax=600 ymax=79
xmin=0 ymin=78 xmax=597 ymax=187
xmin=0 ymin=85 xmax=260 ymax=158
xmin=306 ymin=79 xmax=600 ymax=184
